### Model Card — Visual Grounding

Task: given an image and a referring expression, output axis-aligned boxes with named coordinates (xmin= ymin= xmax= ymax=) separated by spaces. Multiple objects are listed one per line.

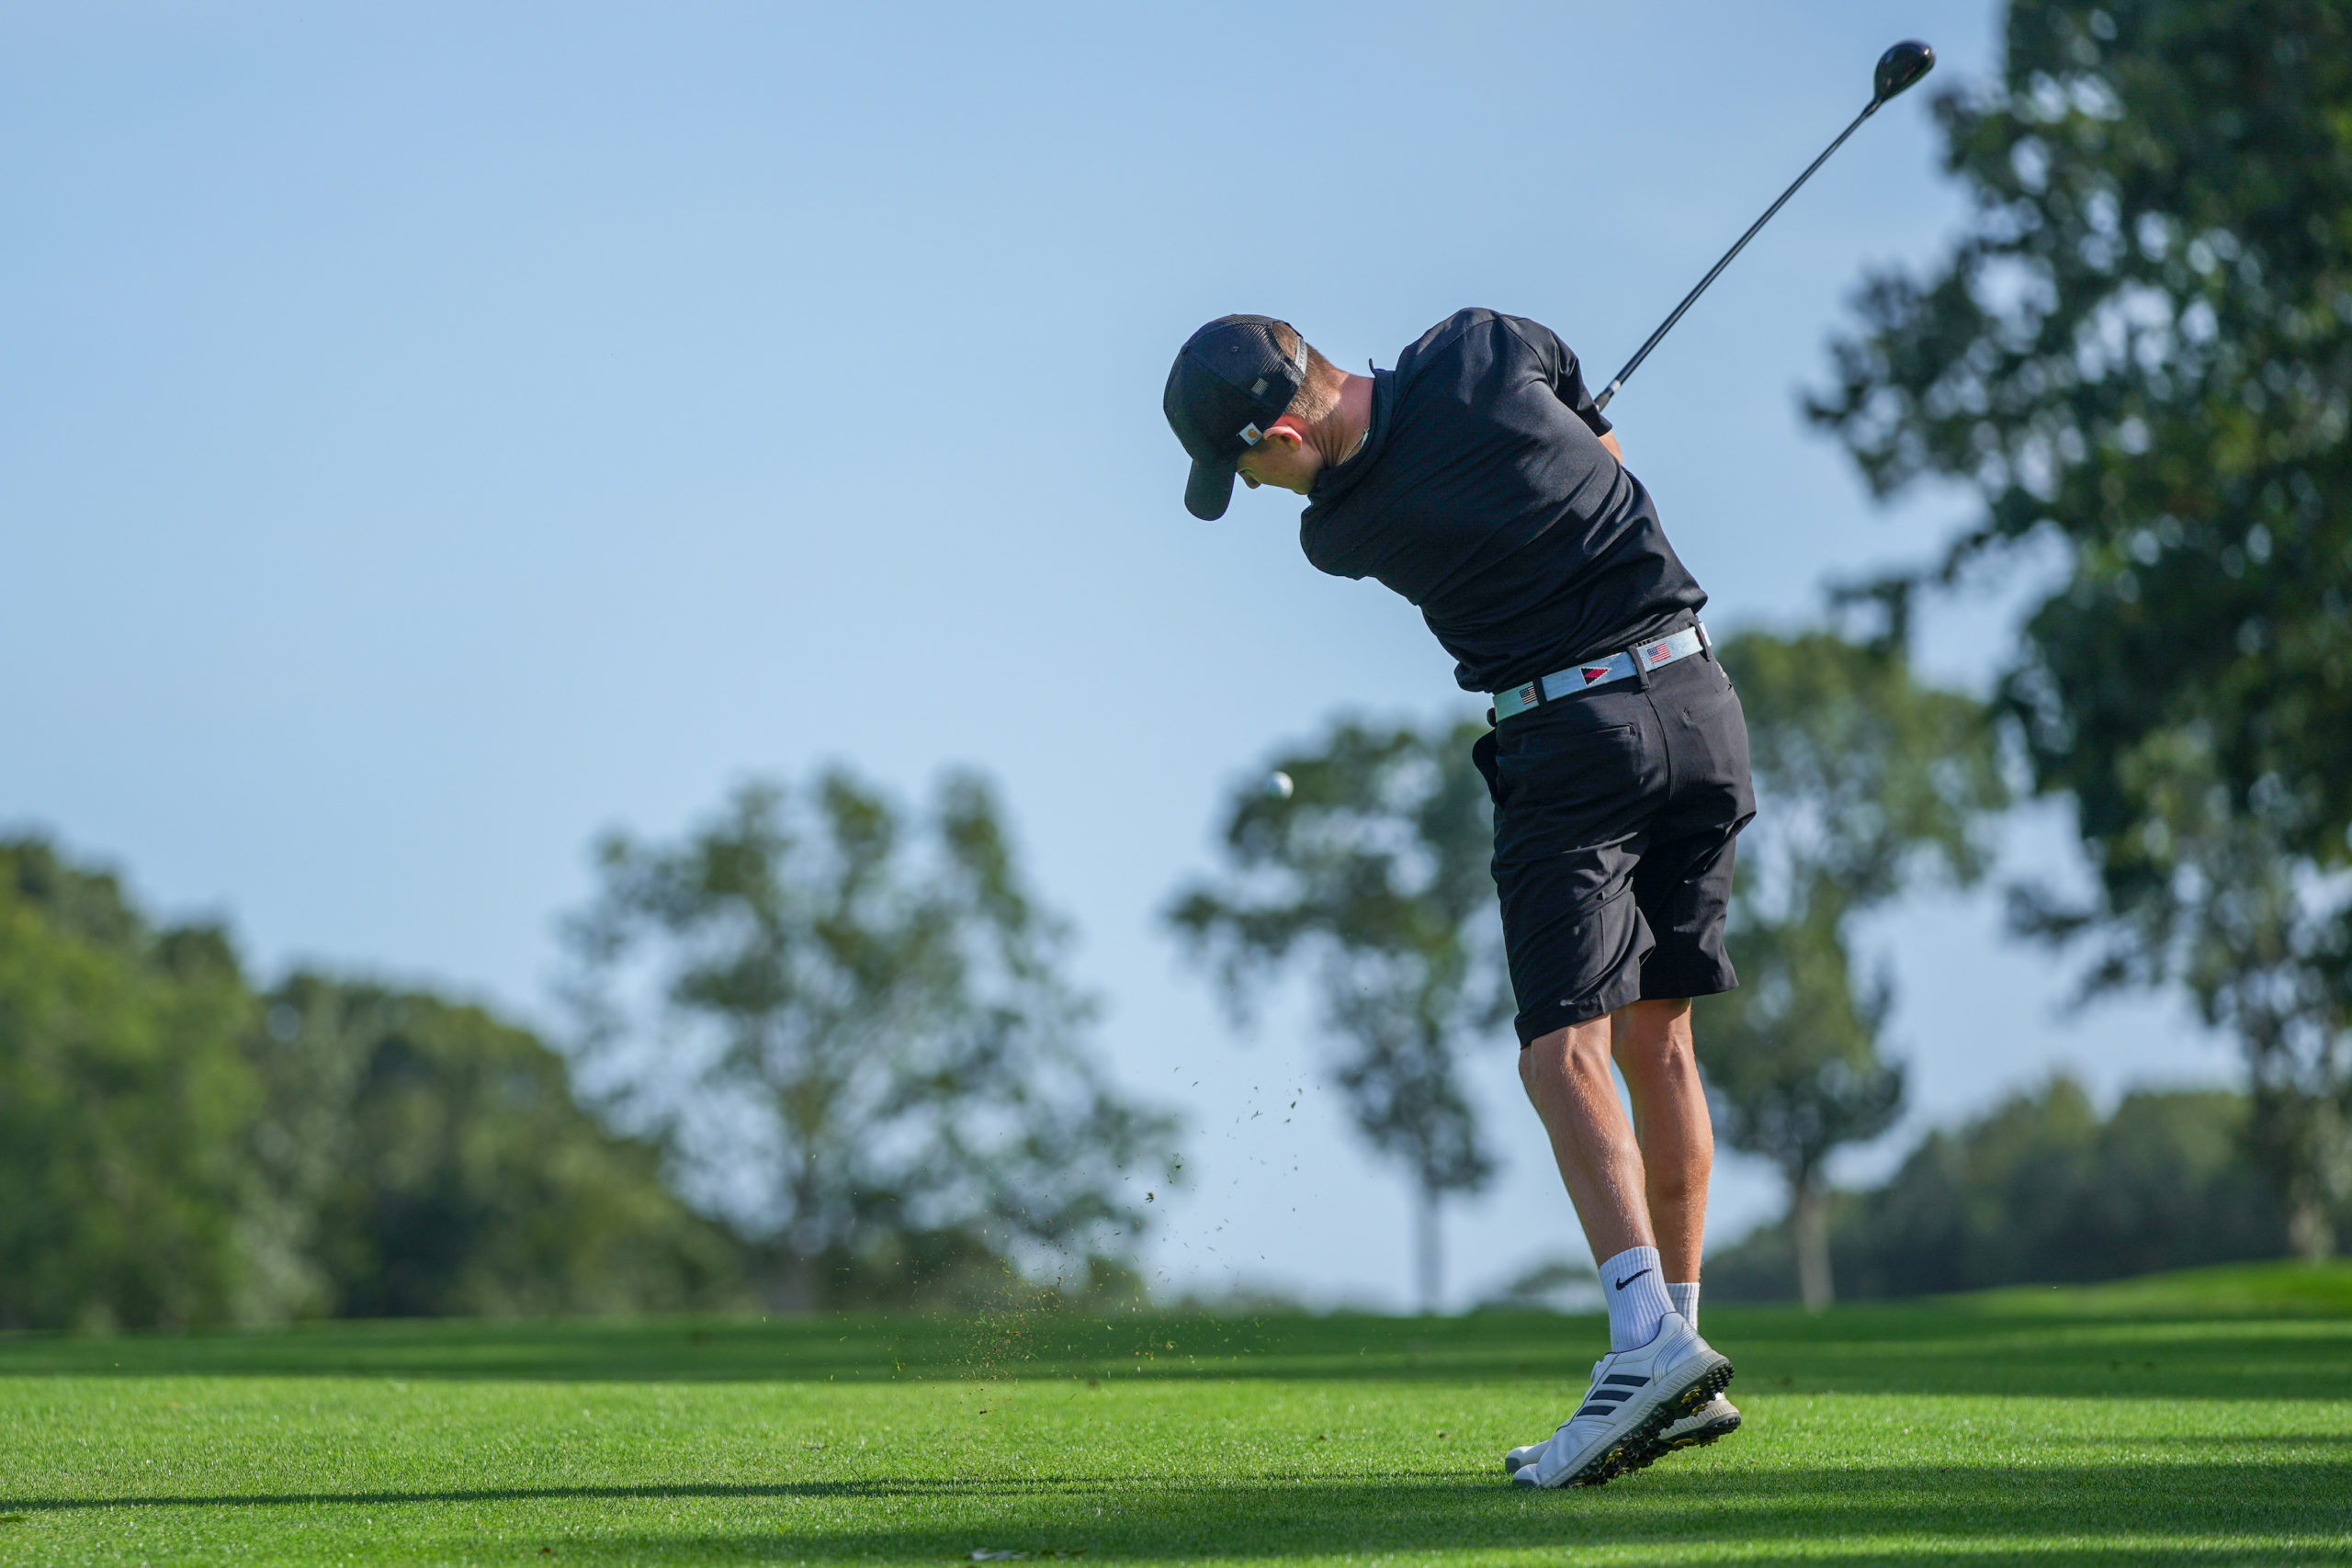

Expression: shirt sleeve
xmin=1511 ymin=315 xmax=1613 ymax=438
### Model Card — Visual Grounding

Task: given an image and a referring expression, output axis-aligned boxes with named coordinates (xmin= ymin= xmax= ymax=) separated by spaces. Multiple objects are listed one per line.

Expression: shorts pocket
xmin=1676 ymin=659 xmax=1739 ymax=722
xmin=1675 ymin=678 xmax=1756 ymax=819
xmin=1497 ymin=717 xmax=1645 ymax=826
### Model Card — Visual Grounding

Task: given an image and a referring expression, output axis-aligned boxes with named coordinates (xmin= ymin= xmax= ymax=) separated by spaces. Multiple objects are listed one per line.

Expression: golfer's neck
xmin=1315 ymin=373 xmax=1375 ymax=468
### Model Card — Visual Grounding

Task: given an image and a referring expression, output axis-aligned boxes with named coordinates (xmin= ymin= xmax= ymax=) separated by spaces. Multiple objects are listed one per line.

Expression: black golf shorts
xmin=1471 ymin=647 xmax=1756 ymax=1045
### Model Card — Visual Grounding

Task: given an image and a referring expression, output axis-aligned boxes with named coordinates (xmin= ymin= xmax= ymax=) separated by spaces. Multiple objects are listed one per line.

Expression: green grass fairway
xmin=4 ymin=1262 xmax=2348 ymax=1566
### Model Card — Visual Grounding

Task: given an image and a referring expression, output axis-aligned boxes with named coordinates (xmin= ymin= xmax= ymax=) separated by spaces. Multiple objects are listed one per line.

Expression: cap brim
xmin=1184 ymin=454 xmax=1238 ymax=521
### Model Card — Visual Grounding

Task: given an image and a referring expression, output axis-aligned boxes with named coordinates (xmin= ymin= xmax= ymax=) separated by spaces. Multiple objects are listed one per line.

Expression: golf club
xmin=1590 ymin=39 xmax=1935 ymax=412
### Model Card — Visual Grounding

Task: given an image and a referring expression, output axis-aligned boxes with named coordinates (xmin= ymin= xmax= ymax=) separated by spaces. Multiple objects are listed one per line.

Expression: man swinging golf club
xmin=1160 ymin=41 xmax=1938 ymax=1491
xmin=1162 ymin=310 xmax=1749 ymax=1487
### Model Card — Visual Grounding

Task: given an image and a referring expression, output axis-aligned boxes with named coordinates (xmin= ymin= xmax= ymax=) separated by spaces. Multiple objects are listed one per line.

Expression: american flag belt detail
xmin=1490 ymin=625 xmax=1710 ymax=723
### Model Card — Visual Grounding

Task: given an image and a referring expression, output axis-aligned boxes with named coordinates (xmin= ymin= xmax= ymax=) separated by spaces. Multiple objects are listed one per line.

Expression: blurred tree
xmin=562 ymin=770 xmax=1177 ymax=1310
xmin=1706 ymin=1077 xmax=2304 ymax=1299
xmin=0 ymin=834 xmax=749 ymax=1329
xmin=1698 ymin=898 xmax=1902 ymax=1312
xmin=265 ymin=976 xmax=743 ymax=1318
xmin=0 ymin=839 xmax=300 ymax=1330
xmin=1167 ymin=719 xmax=1503 ymax=1314
xmin=1808 ymin=0 xmax=2352 ymax=1254
xmin=1476 ymin=1254 xmax=1602 ymax=1314
xmin=1703 ymin=629 xmax=2010 ymax=1307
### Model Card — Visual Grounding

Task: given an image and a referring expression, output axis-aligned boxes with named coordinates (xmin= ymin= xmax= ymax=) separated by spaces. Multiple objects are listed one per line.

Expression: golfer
xmin=1164 ymin=310 xmax=1752 ymax=1488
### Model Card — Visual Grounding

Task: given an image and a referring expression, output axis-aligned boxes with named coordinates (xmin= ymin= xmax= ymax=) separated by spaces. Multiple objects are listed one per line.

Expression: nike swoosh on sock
xmin=1613 ymin=1267 xmax=1655 ymax=1292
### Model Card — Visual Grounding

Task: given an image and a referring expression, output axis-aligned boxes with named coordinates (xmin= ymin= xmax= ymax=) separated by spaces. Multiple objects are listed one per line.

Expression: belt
xmin=1491 ymin=625 xmax=1710 ymax=722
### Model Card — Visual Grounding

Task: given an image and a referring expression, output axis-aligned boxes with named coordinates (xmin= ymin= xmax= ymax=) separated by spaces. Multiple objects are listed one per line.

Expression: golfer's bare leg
xmin=1519 ymin=1017 xmax=1653 ymax=1260
xmin=1611 ymin=998 xmax=1711 ymax=1282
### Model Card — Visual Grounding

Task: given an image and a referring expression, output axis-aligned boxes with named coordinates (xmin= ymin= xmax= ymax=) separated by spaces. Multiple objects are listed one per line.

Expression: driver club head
xmin=1872 ymin=39 xmax=1936 ymax=106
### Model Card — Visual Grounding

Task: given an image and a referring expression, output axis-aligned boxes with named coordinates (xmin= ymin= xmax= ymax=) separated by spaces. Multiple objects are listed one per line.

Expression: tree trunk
xmin=774 ymin=1144 xmax=827 ymax=1311
xmin=1414 ymin=1183 xmax=1442 ymax=1315
xmin=2252 ymin=1081 xmax=2345 ymax=1261
xmin=766 ymin=1245 xmax=823 ymax=1312
xmin=2287 ymin=1193 xmax=2337 ymax=1262
xmin=1791 ymin=1172 xmax=1834 ymax=1312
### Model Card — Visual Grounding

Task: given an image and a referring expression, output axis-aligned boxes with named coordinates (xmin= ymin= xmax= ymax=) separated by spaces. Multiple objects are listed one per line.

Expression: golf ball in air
xmin=1266 ymin=771 xmax=1295 ymax=800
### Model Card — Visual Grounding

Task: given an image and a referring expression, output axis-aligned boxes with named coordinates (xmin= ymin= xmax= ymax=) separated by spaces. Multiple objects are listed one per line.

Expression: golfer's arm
xmin=1600 ymin=431 xmax=1623 ymax=462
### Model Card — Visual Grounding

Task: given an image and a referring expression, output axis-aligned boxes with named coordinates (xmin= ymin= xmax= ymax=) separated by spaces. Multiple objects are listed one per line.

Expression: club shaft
xmin=1593 ymin=98 xmax=1880 ymax=412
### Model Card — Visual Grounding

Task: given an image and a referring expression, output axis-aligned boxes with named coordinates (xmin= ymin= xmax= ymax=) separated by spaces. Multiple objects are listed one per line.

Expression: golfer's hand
xmin=1600 ymin=431 xmax=1623 ymax=462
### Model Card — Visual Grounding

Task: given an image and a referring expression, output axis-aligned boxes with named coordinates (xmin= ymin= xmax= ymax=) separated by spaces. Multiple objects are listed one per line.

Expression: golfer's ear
xmin=1264 ymin=419 xmax=1309 ymax=449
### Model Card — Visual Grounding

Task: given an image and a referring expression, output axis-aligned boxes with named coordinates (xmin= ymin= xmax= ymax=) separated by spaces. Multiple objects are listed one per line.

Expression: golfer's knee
xmin=1521 ymin=1018 xmax=1613 ymax=1088
xmin=1616 ymin=1039 xmax=1698 ymax=1097
xmin=1645 ymin=1159 xmax=1699 ymax=1207
xmin=1611 ymin=998 xmax=1695 ymax=1078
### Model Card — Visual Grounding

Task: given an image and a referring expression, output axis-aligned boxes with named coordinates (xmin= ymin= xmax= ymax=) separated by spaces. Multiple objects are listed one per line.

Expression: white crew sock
xmin=1599 ymin=1246 xmax=1672 ymax=1351
xmin=1668 ymin=1280 xmax=1700 ymax=1330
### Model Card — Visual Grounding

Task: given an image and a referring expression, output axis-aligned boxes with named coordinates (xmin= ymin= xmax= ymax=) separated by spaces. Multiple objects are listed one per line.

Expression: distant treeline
xmin=1707 ymin=1077 xmax=2346 ymax=1303
xmin=10 ymin=820 xmax=2339 ymax=1331
xmin=0 ymin=832 xmax=1153 ymax=1332
xmin=0 ymin=837 xmax=739 ymax=1330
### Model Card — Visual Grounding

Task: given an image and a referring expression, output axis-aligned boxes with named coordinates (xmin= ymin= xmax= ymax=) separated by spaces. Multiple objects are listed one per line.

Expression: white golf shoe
xmin=1502 ymin=1313 xmax=1733 ymax=1489
xmin=1504 ymin=1390 xmax=1742 ymax=1477
xmin=1657 ymin=1393 xmax=1742 ymax=1450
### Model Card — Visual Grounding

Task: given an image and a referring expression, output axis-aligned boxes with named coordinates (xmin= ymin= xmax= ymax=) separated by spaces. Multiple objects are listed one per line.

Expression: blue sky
xmin=0 ymin=1 xmax=2233 ymax=1308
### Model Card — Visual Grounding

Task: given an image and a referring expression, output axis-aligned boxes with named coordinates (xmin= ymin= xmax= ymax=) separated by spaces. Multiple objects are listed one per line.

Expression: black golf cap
xmin=1163 ymin=314 xmax=1307 ymax=520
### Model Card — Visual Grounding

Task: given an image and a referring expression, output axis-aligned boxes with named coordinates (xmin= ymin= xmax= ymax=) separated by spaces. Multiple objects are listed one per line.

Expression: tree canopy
xmin=0 ymin=838 xmax=730 ymax=1330
xmin=1707 ymin=1076 xmax=2314 ymax=1299
xmin=563 ymin=770 xmax=1177 ymax=1308
xmin=266 ymin=976 xmax=741 ymax=1319
xmin=1808 ymin=0 xmax=2352 ymax=1251
xmin=0 ymin=842 xmax=267 ymax=1329
xmin=1702 ymin=628 xmax=2009 ymax=1305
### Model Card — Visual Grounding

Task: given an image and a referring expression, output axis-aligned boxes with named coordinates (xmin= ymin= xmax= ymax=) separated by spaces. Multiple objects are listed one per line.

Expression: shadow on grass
xmin=6 ymin=1457 xmax=2349 ymax=1562
xmin=3 ymin=1306 xmax=2348 ymax=1401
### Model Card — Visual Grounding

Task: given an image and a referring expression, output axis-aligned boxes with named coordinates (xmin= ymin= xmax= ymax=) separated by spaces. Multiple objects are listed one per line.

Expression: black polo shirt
xmin=1299 ymin=308 xmax=1707 ymax=694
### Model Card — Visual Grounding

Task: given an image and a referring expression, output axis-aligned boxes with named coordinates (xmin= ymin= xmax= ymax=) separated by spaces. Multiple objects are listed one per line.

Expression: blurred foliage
xmin=1708 ymin=1077 xmax=2329 ymax=1300
xmin=1167 ymin=719 xmax=1503 ymax=1313
xmin=561 ymin=770 xmax=1177 ymax=1311
xmin=0 ymin=836 xmax=740 ymax=1330
xmin=0 ymin=841 xmax=277 ymax=1330
xmin=1702 ymin=628 xmax=2010 ymax=1307
xmin=1475 ymin=1254 xmax=1602 ymax=1314
xmin=263 ymin=977 xmax=742 ymax=1319
xmin=1808 ymin=0 xmax=2352 ymax=1253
